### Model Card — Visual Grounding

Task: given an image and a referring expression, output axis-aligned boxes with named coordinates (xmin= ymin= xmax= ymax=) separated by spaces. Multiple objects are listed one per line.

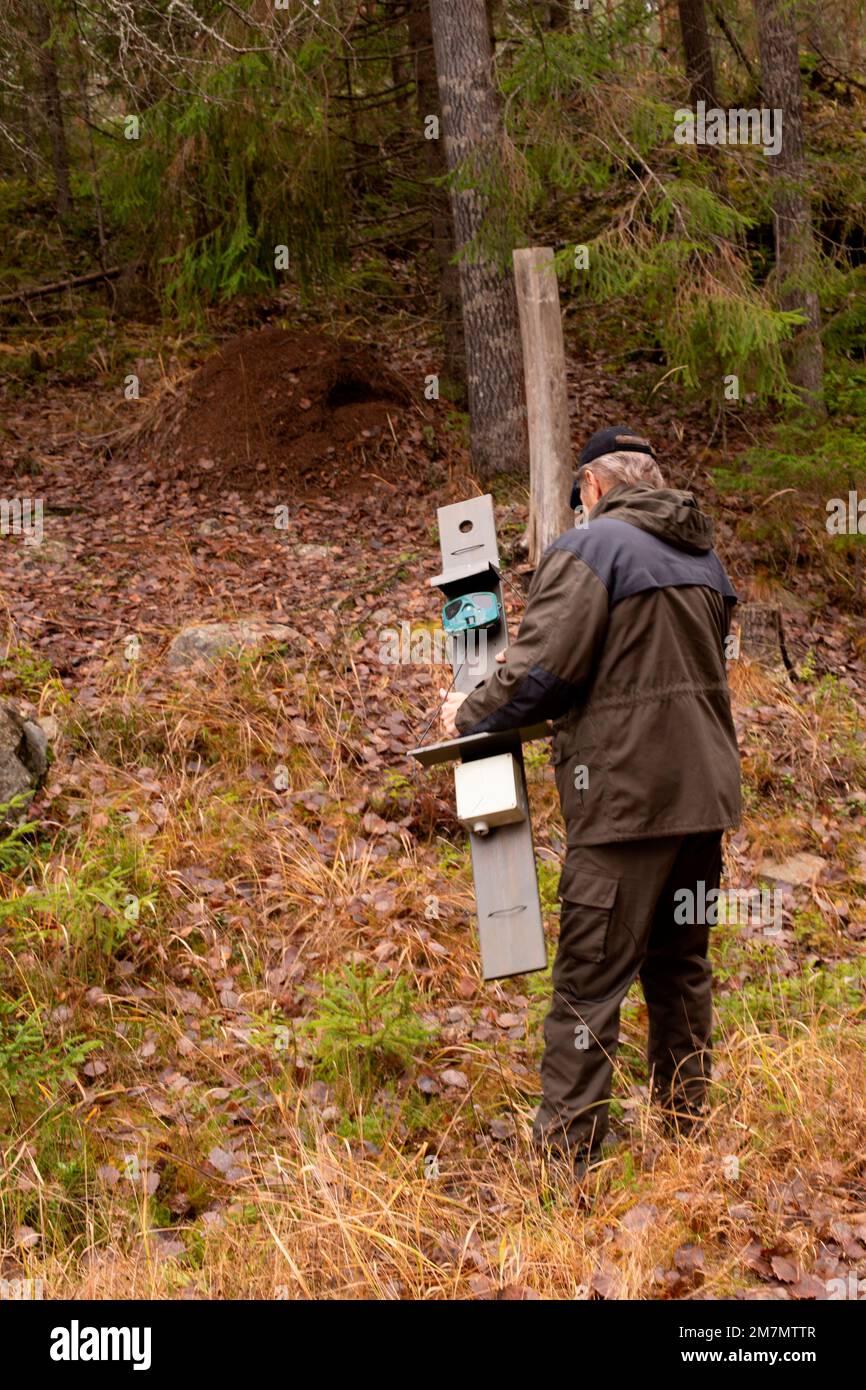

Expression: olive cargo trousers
xmin=532 ymin=831 xmax=723 ymax=1158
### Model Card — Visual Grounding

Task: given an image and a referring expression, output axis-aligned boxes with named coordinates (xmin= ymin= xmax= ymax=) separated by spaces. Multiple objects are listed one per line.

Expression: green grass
xmin=0 ymin=644 xmax=55 ymax=700
xmin=332 ymin=1087 xmax=447 ymax=1148
xmin=0 ymin=814 xmax=159 ymax=956
xmin=713 ymin=943 xmax=866 ymax=1034
xmin=713 ymin=422 xmax=866 ymax=500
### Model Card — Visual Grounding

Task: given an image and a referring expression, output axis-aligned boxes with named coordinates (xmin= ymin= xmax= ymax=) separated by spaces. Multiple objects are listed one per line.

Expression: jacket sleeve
xmin=454 ymin=545 xmax=610 ymax=736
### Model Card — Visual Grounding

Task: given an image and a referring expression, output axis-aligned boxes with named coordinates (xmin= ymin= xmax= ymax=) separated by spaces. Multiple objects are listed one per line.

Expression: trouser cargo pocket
xmin=556 ymin=867 xmax=618 ymax=966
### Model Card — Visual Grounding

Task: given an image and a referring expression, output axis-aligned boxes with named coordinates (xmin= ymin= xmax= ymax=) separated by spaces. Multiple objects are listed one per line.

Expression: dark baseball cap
xmin=579 ymin=425 xmax=655 ymax=470
xmin=570 ymin=425 xmax=656 ymax=509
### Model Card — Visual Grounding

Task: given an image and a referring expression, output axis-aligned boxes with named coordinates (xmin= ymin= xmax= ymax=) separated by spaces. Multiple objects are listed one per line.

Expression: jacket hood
xmin=590 ymin=481 xmax=714 ymax=554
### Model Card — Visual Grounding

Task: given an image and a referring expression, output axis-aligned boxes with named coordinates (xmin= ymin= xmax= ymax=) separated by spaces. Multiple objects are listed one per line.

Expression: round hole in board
xmin=458 ymin=519 xmax=473 ymax=534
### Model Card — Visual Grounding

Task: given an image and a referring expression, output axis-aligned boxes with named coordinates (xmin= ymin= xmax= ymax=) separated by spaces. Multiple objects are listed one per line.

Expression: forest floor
xmin=1 ymin=303 xmax=865 ymax=1300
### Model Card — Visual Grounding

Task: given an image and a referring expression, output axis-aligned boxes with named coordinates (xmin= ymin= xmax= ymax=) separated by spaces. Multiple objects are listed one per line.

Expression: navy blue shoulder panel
xmin=549 ymin=516 xmax=737 ymax=606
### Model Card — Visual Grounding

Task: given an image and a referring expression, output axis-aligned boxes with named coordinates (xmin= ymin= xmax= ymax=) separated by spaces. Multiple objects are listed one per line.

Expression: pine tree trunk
xmin=753 ymin=0 xmax=824 ymax=411
xmin=408 ymin=0 xmax=467 ymax=400
xmin=31 ymin=0 xmax=72 ymax=219
xmin=677 ymin=0 xmax=718 ymax=106
xmin=428 ymin=0 xmax=529 ymax=479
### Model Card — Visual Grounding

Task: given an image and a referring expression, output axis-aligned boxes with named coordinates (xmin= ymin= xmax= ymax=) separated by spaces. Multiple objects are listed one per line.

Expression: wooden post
xmin=513 ymin=247 xmax=575 ymax=567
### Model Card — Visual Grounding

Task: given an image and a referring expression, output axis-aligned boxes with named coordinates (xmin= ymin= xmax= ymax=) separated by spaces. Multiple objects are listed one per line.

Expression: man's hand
xmin=439 ymin=651 xmax=507 ymax=738
xmin=440 ymin=688 xmax=468 ymax=739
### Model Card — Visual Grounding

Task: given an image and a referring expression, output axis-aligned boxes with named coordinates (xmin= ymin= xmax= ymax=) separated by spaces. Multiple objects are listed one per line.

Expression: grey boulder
xmin=165 ymin=619 xmax=296 ymax=672
xmin=0 ymin=704 xmax=49 ymax=821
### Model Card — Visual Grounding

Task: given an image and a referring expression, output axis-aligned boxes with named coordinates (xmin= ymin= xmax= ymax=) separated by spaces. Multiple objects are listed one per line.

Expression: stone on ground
xmin=0 ymin=703 xmax=49 ymax=821
xmin=165 ymin=619 xmax=296 ymax=672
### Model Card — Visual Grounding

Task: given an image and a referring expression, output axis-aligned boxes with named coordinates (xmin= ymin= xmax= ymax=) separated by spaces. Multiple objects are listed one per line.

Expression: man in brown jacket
xmin=441 ymin=427 xmax=741 ymax=1169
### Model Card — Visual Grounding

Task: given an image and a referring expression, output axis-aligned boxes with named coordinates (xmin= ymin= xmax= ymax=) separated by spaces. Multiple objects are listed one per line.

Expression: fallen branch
xmin=0 ymin=266 xmax=123 ymax=306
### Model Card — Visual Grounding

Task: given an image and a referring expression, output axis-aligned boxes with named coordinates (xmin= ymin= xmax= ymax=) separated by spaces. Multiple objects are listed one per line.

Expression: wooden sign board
xmin=409 ymin=495 xmax=547 ymax=981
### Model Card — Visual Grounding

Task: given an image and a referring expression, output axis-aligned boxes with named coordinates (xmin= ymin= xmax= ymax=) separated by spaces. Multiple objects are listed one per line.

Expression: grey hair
xmin=589 ymin=449 xmax=665 ymax=489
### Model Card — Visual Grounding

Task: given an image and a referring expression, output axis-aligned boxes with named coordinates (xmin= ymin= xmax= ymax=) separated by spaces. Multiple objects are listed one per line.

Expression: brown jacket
xmin=454 ymin=483 xmax=742 ymax=845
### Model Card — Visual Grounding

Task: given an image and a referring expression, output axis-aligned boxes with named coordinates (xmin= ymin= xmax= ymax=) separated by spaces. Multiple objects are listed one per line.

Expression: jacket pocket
xmin=557 ymin=868 xmax=618 ymax=964
xmin=552 ymin=715 xmax=596 ymax=766
xmin=552 ymin=717 xmax=608 ymax=826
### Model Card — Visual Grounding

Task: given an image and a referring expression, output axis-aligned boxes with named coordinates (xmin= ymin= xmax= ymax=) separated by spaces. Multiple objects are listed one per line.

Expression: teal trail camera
xmin=441 ymin=591 xmax=501 ymax=635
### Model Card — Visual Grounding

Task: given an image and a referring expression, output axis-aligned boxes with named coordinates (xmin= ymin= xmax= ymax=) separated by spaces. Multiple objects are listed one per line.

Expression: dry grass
xmin=7 ymin=1026 xmax=864 ymax=1300
xmin=1 ymin=625 xmax=865 ymax=1301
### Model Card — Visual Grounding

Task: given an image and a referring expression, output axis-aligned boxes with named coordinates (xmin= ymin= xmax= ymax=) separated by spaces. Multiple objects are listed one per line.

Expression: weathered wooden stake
xmin=513 ymin=247 xmax=575 ymax=566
